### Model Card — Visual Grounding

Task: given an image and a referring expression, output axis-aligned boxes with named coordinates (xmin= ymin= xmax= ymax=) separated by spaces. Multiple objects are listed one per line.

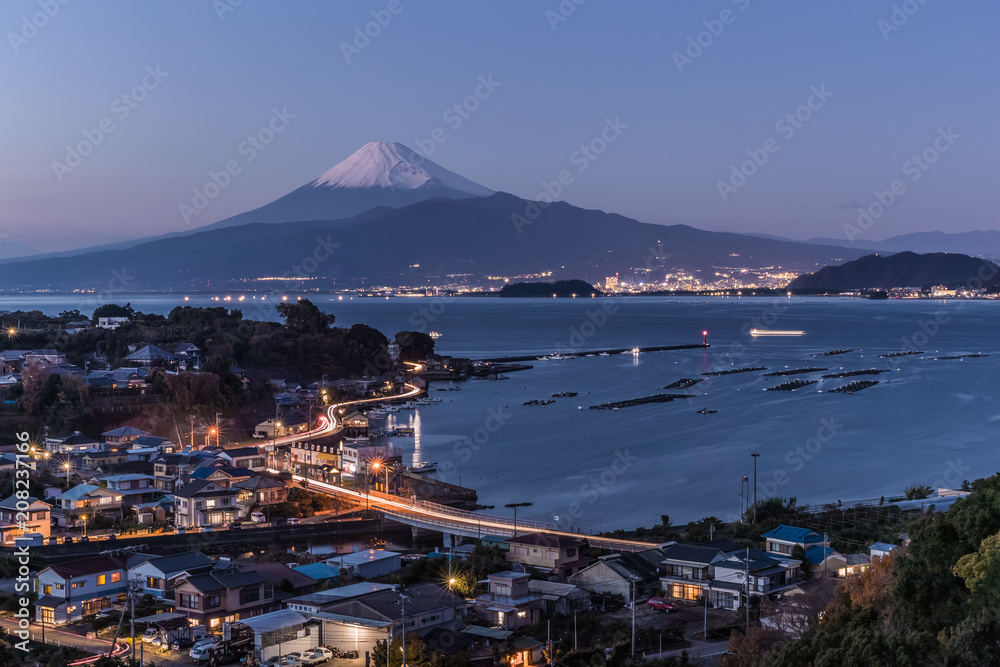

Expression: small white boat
xmin=411 ymin=462 xmax=438 ymax=473
xmin=749 ymin=329 xmax=806 ymax=337
xmin=598 ymin=352 xmax=610 ymax=357
xmin=429 ymin=331 xmax=442 ymax=339
xmin=367 ymin=409 xmax=387 ymax=417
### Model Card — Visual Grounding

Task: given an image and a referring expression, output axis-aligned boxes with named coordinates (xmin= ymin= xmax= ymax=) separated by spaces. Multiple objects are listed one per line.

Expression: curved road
xmin=274 ymin=364 xmax=657 ymax=552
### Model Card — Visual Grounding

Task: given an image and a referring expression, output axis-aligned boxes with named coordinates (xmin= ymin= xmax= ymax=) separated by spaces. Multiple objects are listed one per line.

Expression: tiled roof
xmin=661 ymin=544 xmax=722 ymax=565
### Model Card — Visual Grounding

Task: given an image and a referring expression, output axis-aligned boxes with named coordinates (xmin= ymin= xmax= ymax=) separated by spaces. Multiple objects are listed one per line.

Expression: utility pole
xmin=745 ymin=547 xmax=750 ymax=634
xmin=130 ymin=578 xmax=136 ymax=665
xmin=189 ymin=414 xmax=196 ymax=450
xmin=215 ymin=412 xmax=222 ymax=447
xmin=630 ymin=575 xmax=637 ymax=658
xmin=741 ymin=476 xmax=749 ymax=522
xmin=504 ymin=502 xmax=532 ymax=537
xmin=574 ymin=611 xmax=577 ymax=652
xmin=704 ymin=578 xmax=712 ymax=640
xmin=399 ymin=591 xmax=409 ymax=667
xmin=547 ymin=619 xmax=552 ymax=667
xmin=751 ymin=453 xmax=760 ymax=523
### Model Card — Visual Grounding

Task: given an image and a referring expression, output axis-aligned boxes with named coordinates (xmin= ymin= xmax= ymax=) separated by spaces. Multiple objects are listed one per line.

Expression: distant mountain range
xmin=788 ymin=252 xmax=1000 ymax=291
xmin=1 ymin=141 xmax=992 ymax=291
xmin=797 ymin=231 xmax=1000 ymax=261
xmin=0 ymin=193 xmax=869 ymax=291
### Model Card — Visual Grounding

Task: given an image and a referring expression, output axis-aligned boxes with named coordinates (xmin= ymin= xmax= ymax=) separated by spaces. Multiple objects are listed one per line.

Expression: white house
xmin=35 ymin=553 xmax=132 ymax=625
xmin=97 ymin=316 xmax=130 ymax=330
xmin=127 ymin=550 xmax=214 ymax=600
xmin=173 ymin=480 xmax=240 ymax=528
xmin=329 ymin=550 xmax=401 ymax=579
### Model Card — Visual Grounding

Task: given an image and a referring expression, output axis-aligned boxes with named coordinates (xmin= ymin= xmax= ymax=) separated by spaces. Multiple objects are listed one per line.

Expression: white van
xmin=190 ymin=638 xmax=219 ymax=662
xmin=250 ymin=511 xmax=267 ymax=523
xmin=141 ymin=628 xmax=159 ymax=643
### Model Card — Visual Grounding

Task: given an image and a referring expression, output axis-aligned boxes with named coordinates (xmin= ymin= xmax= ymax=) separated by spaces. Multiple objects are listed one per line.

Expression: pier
xmin=822 ymin=369 xmax=889 ymax=378
xmin=829 ymin=380 xmax=879 ymax=393
xmin=765 ymin=379 xmax=817 ymax=391
xmin=764 ymin=367 xmax=828 ymax=377
xmin=702 ymin=366 xmax=766 ymax=376
xmin=478 ymin=342 xmax=709 ymax=363
xmin=589 ymin=393 xmax=695 ymax=410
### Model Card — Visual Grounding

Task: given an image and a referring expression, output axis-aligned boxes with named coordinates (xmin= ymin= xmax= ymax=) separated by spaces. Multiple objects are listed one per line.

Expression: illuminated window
xmin=111 ymin=572 xmax=121 ymax=583
xmin=97 ymin=575 xmax=107 ymax=586
xmin=517 ymin=611 xmax=526 ymax=618
xmin=43 ymin=585 xmax=51 ymax=595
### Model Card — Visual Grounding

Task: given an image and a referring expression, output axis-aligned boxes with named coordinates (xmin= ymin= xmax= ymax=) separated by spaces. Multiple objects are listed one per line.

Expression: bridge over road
xmin=294 ymin=474 xmax=658 ymax=553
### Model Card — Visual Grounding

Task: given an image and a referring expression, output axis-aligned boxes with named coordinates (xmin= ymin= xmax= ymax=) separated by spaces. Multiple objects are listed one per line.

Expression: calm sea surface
xmin=5 ymin=294 xmax=998 ymax=530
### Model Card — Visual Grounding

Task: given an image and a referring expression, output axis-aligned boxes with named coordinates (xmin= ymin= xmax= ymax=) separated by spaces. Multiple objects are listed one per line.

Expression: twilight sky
xmin=1 ymin=0 xmax=998 ymax=253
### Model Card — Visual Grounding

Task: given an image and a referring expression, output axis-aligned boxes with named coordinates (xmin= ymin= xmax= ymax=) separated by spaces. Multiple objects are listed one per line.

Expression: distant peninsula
xmin=787 ymin=252 xmax=999 ymax=292
xmin=499 ymin=280 xmax=603 ymax=298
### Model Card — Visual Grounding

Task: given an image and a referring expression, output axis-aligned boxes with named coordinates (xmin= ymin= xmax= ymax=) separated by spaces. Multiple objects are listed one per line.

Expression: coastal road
xmin=267 ymin=364 xmax=656 ymax=551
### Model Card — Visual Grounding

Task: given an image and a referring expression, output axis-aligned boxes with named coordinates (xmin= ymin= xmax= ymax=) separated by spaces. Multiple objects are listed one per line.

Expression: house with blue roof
xmin=289 ymin=562 xmax=340 ymax=583
xmin=761 ymin=525 xmax=825 ymax=557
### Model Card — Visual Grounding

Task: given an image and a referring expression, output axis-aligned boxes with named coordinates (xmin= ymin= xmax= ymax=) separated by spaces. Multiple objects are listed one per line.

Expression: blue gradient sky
xmin=2 ymin=0 xmax=998 ymax=252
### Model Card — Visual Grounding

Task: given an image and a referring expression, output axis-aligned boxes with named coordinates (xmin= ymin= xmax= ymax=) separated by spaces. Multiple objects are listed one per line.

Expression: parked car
xmin=80 ymin=535 xmax=90 ymax=543
xmin=189 ymin=638 xmax=220 ymax=662
xmin=170 ymin=638 xmax=195 ymax=651
xmin=287 ymin=517 xmax=300 ymax=526
xmin=302 ymin=647 xmax=333 ymax=665
xmin=63 ymin=536 xmax=73 ymax=544
xmin=250 ymin=511 xmax=267 ymax=523
xmin=230 ymin=521 xmax=242 ymax=530
xmin=141 ymin=628 xmax=160 ymax=643
xmin=176 ymin=526 xmax=187 ymax=534
xmin=106 ymin=532 xmax=117 ymax=541
xmin=648 ymin=597 xmax=678 ymax=612
xmin=201 ymin=525 xmax=214 ymax=533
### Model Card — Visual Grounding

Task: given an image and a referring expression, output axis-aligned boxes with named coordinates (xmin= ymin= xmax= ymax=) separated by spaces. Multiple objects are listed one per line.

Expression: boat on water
xmin=749 ymin=329 xmax=805 ymax=337
xmin=412 ymin=462 xmax=437 ymax=473
xmin=344 ymin=436 xmax=369 ymax=443
xmin=367 ymin=409 xmax=387 ymax=417
xmin=537 ymin=353 xmax=569 ymax=361
xmin=598 ymin=352 xmax=610 ymax=357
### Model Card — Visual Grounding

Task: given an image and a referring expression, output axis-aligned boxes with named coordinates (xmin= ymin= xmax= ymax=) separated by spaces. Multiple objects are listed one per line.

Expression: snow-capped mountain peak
xmin=311 ymin=141 xmax=493 ymax=196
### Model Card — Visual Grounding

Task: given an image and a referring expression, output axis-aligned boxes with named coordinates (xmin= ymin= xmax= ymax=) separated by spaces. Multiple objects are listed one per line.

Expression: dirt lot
xmin=601 ymin=600 xmax=742 ymax=647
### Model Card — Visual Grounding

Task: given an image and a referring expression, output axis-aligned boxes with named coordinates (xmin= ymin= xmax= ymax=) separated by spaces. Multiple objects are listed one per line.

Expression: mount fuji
xmin=0 ymin=142 xmax=493 ymax=264
xmin=195 ymin=141 xmax=494 ymax=232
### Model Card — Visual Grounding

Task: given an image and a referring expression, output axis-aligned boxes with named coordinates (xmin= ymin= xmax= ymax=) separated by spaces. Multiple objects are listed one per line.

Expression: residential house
xmin=234 ymin=476 xmax=288 ymax=511
xmin=81 ymin=449 xmax=129 ymax=470
xmin=100 ymin=473 xmax=160 ymax=508
xmin=836 ymin=553 xmax=871 ymax=578
xmin=54 ymin=484 xmax=123 ymax=526
xmin=869 ymin=542 xmax=899 ymax=560
xmin=527 ymin=580 xmax=590 ymax=616
xmin=25 ymin=349 xmax=67 ymax=366
xmin=96 ymin=316 xmax=130 ymax=329
xmin=289 ymin=440 xmax=340 ymax=480
xmin=762 ymin=525 xmax=826 ymax=557
xmin=124 ymin=344 xmax=176 ymax=366
xmin=130 ymin=435 xmax=176 ymax=455
xmin=474 ymin=572 xmax=543 ymax=628
xmin=710 ymin=548 xmax=803 ymax=609
xmin=173 ymin=480 xmax=240 ymax=528
xmin=152 ymin=451 xmax=217 ymax=492
xmin=173 ymin=559 xmax=309 ymax=630
xmin=506 ymin=533 xmax=590 ymax=578
xmin=102 ymin=427 xmax=149 ymax=448
xmin=35 ymin=551 xmax=150 ymax=624
xmin=131 ymin=495 xmax=174 ymax=525
xmin=48 ymin=432 xmax=101 ymax=455
xmin=127 ymin=550 xmax=215 ymax=600
xmin=0 ymin=495 xmax=51 ymax=545
xmin=570 ymin=548 xmax=664 ymax=604
xmin=658 ymin=544 xmax=728 ymax=604
xmin=218 ymin=446 xmax=267 ymax=471
xmin=320 ymin=582 xmax=465 ymax=647
xmin=338 ymin=442 xmax=400 ymax=479
xmin=0 ymin=350 xmax=28 ymax=374
xmin=283 ymin=583 xmax=396 ymax=615
xmin=173 ymin=342 xmax=201 ymax=358
xmin=187 ymin=464 xmax=254 ymax=489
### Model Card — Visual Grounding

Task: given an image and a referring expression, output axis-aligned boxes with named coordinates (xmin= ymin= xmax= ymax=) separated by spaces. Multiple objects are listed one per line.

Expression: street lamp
xmin=82 ymin=514 xmax=87 ymax=538
xmin=504 ymin=502 xmax=532 ymax=537
xmin=63 ymin=462 xmax=71 ymax=490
